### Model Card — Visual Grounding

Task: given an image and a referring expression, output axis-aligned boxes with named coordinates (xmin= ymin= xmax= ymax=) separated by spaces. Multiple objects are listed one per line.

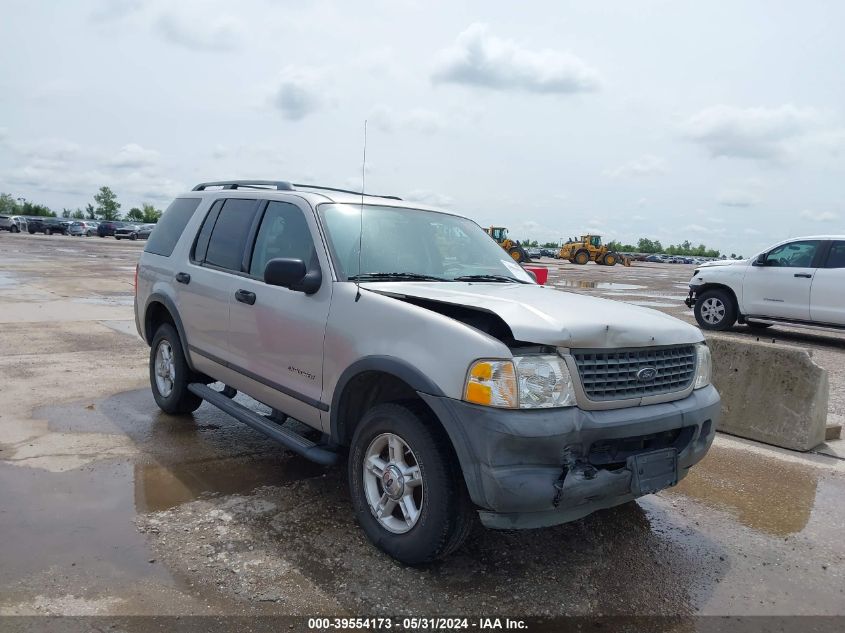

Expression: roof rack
xmin=292 ymin=183 xmax=402 ymax=201
xmin=192 ymin=180 xmax=294 ymax=191
xmin=190 ymin=180 xmax=402 ymax=200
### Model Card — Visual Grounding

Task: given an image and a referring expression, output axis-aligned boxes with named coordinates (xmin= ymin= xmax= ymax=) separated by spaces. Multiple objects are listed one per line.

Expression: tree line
xmin=0 ymin=187 xmax=162 ymax=224
xmin=516 ymin=236 xmax=726 ymax=258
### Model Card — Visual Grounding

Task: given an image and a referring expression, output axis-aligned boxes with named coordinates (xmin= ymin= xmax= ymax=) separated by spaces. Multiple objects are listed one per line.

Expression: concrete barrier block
xmin=707 ymin=336 xmax=829 ymax=452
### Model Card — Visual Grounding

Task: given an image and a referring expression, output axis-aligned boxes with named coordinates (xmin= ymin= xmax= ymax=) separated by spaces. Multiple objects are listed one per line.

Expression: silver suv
xmin=134 ymin=180 xmax=720 ymax=564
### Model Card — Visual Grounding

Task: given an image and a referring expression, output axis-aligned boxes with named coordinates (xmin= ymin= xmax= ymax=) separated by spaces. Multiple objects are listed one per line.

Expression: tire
xmin=45 ymin=228 xmax=52 ymax=236
xmin=130 ymin=233 xmax=137 ymax=241
xmin=694 ymin=289 xmax=737 ymax=331
xmin=349 ymin=402 xmax=474 ymax=565
xmin=603 ymin=253 xmax=617 ymax=266
xmin=508 ymin=246 xmax=525 ymax=263
xmin=86 ymin=231 xmax=93 ymax=237
xmin=574 ymin=250 xmax=590 ymax=265
xmin=149 ymin=323 xmax=202 ymax=415
xmin=115 ymin=236 xmax=121 ymax=240
xmin=29 ymin=229 xmax=35 ymax=234
xmin=11 ymin=225 xmax=19 ymax=233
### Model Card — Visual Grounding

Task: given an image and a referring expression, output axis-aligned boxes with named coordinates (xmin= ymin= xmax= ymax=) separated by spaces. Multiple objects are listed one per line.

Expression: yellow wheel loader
xmin=486 ymin=226 xmax=531 ymax=263
xmin=558 ymin=235 xmax=630 ymax=266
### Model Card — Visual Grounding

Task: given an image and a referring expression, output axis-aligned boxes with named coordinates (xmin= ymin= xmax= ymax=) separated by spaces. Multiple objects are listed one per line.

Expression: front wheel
xmin=508 ymin=246 xmax=526 ymax=263
xmin=130 ymin=233 xmax=138 ymax=241
xmin=349 ymin=403 xmax=474 ymax=565
xmin=694 ymin=289 xmax=737 ymax=331
xmin=45 ymin=228 xmax=52 ymax=236
xmin=11 ymin=225 xmax=19 ymax=233
xmin=574 ymin=250 xmax=590 ymax=265
xmin=149 ymin=323 xmax=202 ymax=414
xmin=603 ymin=253 xmax=618 ymax=266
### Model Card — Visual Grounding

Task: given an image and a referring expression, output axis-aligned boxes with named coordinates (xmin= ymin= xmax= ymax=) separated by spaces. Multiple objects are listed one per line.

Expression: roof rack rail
xmin=292 ymin=183 xmax=402 ymax=201
xmin=192 ymin=180 xmax=294 ymax=191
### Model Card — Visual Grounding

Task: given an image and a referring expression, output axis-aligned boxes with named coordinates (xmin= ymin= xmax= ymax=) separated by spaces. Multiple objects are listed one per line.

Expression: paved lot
xmin=1 ymin=232 xmax=844 ymax=620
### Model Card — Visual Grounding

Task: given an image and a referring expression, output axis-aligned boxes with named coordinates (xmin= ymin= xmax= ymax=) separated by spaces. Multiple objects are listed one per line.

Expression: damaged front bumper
xmin=420 ymin=385 xmax=719 ymax=529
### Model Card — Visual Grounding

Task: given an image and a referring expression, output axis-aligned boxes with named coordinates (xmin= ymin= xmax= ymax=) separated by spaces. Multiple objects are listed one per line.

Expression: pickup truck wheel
xmin=694 ymin=289 xmax=737 ymax=331
xmin=349 ymin=403 xmax=473 ymax=565
xmin=149 ymin=323 xmax=202 ymax=415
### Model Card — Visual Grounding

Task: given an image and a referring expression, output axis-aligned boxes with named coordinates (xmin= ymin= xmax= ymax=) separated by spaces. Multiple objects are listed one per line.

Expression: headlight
xmin=693 ymin=343 xmax=712 ymax=389
xmin=464 ymin=355 xmax=577 ymax=409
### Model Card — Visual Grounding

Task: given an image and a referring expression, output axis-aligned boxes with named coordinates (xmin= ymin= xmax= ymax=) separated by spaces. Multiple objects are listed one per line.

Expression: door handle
xmin=794 ymin=273 xmax=812 ymax=278
xmin=235 ymin=289 xmax=256 ymax=305
xmin=175 ymin=272 xmax=191 ymax=284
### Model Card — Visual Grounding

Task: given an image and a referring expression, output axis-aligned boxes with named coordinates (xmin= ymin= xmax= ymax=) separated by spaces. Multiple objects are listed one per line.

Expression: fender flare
xmin=143 ymin=292 xmax=196 ymax=371
xmin=329 ymin=356 xmax=445 ymax=444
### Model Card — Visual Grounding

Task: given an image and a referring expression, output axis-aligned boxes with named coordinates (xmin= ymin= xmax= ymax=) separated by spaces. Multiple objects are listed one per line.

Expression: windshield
xmin=319 ymin=204 xmax=534 ymax=283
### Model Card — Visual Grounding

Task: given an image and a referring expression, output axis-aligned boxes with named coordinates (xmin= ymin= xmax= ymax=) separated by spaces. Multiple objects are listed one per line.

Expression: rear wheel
xmin=149 ymin=323 xmax=202 ymax=415
xmin=694 ymin=289 xmax=737 ymax=331
xmin=574 ymin=250 xmax=590 ymax=265
xmin=45 ymin=228 xmax=52 ymax=236
xmin=11 ymin=225 xmax=19 ymax=233
xmin=130 ymin=233 xmax=138 ymax=241
xmin=349 ymin=403 xmax=474 ymax=565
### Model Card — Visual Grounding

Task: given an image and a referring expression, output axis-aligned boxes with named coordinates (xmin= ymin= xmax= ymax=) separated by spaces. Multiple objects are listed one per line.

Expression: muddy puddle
xmin=666 ymin=443 xmax=824 ymax=536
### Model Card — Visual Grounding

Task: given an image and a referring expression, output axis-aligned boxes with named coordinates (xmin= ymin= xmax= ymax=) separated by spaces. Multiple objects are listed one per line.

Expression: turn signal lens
xmin=694 ymin=343 xmax=712 ymax=389
xmin=464 ymin=360 xmax=517 ymax=408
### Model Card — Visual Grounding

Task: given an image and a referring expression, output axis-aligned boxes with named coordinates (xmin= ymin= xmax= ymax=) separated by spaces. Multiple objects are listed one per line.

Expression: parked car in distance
xmin=97 ymin=220 xmax=129 ymax=237
xmin=0 ymin=215 xmax=27 ymax=233
xmin=68 ymin=220 xmax=99 ymax=236
xmin=26 ymin=217 xmax=70 ymax=235
xmin=540 ymin=248 xmax=557 ymax=258
xmin=687 ymin=235 xmax=845 ymax=332
xmin=115 ymin=223 xmax=155 ymax=241
xmin=135 ymin=179 xmax=719 ymax=565
xmin=526 ymin=247 xmax=543 ymax=259
xmin=644 ymin=255 xmax=663 ymax=262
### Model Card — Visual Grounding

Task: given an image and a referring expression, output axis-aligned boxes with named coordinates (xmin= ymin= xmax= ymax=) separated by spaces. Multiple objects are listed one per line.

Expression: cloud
xmin=272 ymin=67 xmax=324 ymax=120
xmin=743 ymin=228 xmax=761 ymax=235
xmin=155 ymin=11 xmax=244 ymax=51
xmin=370 ymin=106 xmax=444 ymax=134
xmin=107 ymin=143 xmax=159 ymax=169
xmin=800 ymin=209 xmax=839 ymax=222
xmin=404 ymin=189 xmax=454 ymax=207
xmin=431 ymin=23 xmax=601 ymax=94
xmin=682 ymin=104 xmax=819 ymax=161
xmin=90 ymin=0 xmax=145 ymax=22
xmin=605 ymin=154 xmax=666 ymax=178
xmin=717 ymin=189 xmax=760 ymax=207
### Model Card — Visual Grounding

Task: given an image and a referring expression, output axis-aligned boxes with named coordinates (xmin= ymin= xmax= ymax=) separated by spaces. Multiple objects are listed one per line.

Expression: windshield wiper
xmin=348 ymin=272 xmax=452 ymax=282
xmin=453 ymin=274 xmax=529 ymax=284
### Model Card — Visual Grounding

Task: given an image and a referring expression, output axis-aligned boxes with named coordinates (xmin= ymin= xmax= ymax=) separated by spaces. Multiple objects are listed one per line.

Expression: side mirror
xmin=264 ymin=258 xmax=322 ymax=294
xmin=752 ymin=253 xmax=767 ymax=267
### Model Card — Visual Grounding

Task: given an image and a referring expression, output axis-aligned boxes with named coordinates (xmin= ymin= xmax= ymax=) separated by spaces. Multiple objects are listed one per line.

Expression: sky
xmin=1 ymin=0 xmax=843 ymax=256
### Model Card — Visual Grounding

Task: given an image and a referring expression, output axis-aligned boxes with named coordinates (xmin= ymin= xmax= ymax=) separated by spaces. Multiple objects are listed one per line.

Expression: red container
xmin=524 ymin=266 xmax=548 ymax=285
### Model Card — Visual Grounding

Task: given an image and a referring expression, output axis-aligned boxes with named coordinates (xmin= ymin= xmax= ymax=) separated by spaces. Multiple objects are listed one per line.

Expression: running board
xmin=187 ymin=383 xmax=338 ymax=466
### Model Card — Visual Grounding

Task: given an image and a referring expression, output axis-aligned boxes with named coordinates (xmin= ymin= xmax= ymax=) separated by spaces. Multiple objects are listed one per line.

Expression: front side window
xmin=248 ymin=201 xmax=316 ymax=278
xmin=765 ymin=240 xmax=820 ymax=268
xmin=319 ymin=204 xmax=534 ymax=283
xmin=825 ymin=241 xmax=845 ymax=269
xmin=204 ymin=199 xmax=260 ymax=271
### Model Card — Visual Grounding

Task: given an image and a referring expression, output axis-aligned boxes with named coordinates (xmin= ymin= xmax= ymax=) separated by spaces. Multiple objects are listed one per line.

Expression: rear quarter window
xmin=144 ymin=198 xmax=202 ymax=257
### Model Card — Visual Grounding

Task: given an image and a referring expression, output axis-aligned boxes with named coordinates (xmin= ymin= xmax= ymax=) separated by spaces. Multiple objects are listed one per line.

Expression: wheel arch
xmin=330 ymin=357 xmax=446 ymax=446
xmin=142 ymin=293 xmax=196 ymax=371
xmin=695 ymin=282 xmax=740 ymax=313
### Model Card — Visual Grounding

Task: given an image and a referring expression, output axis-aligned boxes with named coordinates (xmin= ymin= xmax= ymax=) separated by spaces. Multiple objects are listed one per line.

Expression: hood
xmin=698 ymin=259 xmax=747 ymax=268
xmin=364 ymin=282 xmax=703 ymax=349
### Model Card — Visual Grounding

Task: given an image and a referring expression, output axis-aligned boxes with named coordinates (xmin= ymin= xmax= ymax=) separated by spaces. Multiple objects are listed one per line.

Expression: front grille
xmin=572 ymin=345 xmax=696 ymax=401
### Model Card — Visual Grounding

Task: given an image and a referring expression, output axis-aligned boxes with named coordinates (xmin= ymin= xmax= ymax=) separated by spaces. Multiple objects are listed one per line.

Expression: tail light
xmin=134 ymin=263 xmax=139 ymax=295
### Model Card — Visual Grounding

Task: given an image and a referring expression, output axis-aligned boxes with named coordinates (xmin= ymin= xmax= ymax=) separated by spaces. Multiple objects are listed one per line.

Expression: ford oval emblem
xmin=637 ymin=367 xmax=658 ymax=382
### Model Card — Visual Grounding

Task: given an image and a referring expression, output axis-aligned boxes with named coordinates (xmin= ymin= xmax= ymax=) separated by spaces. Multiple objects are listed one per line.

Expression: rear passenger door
xmin=180 ymin=198 xmax=261 ymax=365
xmin=226 ymin=199 xmax=332 ymax=428
xmin=810 ymin=241 xmax=845 ymax=325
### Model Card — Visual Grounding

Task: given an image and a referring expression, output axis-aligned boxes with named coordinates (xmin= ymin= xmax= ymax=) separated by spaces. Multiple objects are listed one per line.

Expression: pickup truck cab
xmin=135 ymin=180 xmax=719 ymax=564
xmin=687 ymin=236 xmax=845 ymax=331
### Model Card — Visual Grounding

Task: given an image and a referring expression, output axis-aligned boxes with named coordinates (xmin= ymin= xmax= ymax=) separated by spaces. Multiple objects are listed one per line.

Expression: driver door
xmin=742 ymin=240 xmax=821 ymax=320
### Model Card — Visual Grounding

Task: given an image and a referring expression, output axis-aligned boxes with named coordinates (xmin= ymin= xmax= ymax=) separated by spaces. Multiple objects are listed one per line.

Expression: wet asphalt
xmin=0 ymin=232 xmax=843 ymax=620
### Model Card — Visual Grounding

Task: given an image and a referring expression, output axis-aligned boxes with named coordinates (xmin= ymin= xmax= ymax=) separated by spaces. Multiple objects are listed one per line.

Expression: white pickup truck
xmin=686 ymin=236 xmax=845 ymax=331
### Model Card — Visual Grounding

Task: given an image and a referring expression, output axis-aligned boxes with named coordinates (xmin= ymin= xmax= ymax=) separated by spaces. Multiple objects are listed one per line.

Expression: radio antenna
xmin=355 ymin=120 xmax=367 ymax=302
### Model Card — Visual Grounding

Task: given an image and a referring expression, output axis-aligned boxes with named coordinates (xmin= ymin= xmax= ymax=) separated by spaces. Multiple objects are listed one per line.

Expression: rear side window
xmin=144 ymin=198 xmax=201 ymax=257
xmin=825 ymin=241 xmax=845 ymax=268
xmin=205 ymin=199 xmax=260 ymax=271
xmin=191 ymin=200 xmax=223 ymax=263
